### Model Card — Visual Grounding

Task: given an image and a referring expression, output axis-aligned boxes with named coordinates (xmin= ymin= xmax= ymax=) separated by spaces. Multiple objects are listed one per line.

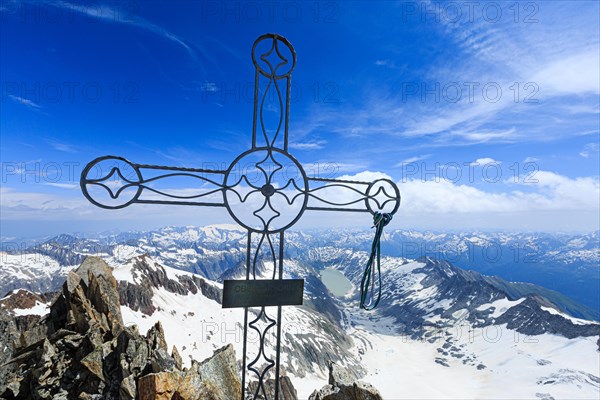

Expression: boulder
xmin=138 ymin=371 xmax=182 ymax=400
xmin=309 ymin=362 xmax=383 ymax=400
xmin=177 ymin=344 xmax=242 ymax=400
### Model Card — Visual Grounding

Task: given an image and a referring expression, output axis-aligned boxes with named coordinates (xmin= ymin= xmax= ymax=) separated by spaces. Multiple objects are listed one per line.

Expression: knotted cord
xmin=360 ymin=212 xmax=392 ymax=310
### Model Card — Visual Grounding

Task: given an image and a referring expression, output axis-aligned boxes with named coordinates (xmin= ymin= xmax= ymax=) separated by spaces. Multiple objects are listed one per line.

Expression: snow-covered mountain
xmin=2 ymin=225 xmax=598 ymax=318
xmin=116 ymin=253 xmax=600 ymax=399
xmin=326 ymin=229 xmax=600 ymax=313
xmin=1 ymin=225 xmax=599 ymax=398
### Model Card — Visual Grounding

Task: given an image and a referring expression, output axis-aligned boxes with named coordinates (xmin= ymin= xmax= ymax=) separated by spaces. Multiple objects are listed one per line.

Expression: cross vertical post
xmin=80 ymin=33 xmax=401 ymax=400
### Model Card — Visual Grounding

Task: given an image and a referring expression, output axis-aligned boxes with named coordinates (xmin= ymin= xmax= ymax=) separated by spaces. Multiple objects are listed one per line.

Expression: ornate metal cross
xmin=80 ymin=33 xmax=400 ymax=400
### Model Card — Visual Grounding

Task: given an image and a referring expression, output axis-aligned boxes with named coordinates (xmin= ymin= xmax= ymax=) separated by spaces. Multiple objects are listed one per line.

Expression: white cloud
xmin=337 ymin=171 xmax=392 ymax=182
xmin=470 ymin=158 xmax=500 ymax=166
xmin=404 ymin=171 xmax=599 ymax=214
xmin=0 ymin=187 xmax=85 ymax=216
xmin=303 ymin=161 xmax=367 ymax=176
xmin=532 ymin=50 xmax=600 ymax=95
xmin=300 ymin=170 xmax=600 ymax=232
xmin=374 ymin=59 xmax=402 ymax=69
xmin=580 ymin=143 xmax=599 ymax=158
xmin=3 ymin=166 xmax=599 ymax=233
xmin=450 ymin=128 xmax=517 ymax=144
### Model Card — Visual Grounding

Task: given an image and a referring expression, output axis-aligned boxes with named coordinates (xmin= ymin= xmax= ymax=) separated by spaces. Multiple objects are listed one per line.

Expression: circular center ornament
xmin=223 ymin=148 xmax=308 ymax=233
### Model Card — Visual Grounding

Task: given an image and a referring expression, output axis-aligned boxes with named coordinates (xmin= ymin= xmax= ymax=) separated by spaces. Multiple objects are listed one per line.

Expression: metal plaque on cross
xmin=80 ymin=33 xmax=400 ymax=400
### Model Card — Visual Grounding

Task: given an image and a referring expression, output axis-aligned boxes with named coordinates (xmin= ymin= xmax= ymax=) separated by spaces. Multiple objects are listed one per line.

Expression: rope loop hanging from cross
xmin=80 ymin=33 xmax=401 ymax=400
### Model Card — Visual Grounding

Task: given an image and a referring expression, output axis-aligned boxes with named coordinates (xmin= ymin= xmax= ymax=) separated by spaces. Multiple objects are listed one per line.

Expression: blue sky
xmin=1 ymin=0 xmax=599 ymax=238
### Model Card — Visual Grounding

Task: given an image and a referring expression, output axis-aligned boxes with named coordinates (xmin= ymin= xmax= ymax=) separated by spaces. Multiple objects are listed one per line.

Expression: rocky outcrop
xmin=138 ymin=344 xmax=241 ymax=400
xmin=117 ymin=254 xmax=222 ymax=316
xmin=0 ymin=256 xmax=242 ymax=400
xmin=0 ymin=289 xmax=54 ymax=311
xmin=309 ymin=362 xmax=383 ymax=400
xmin=0 ymin=290 xmax=48 ymax=397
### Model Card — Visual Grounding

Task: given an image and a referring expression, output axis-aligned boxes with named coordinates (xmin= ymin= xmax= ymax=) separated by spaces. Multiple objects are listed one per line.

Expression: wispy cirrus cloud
xmin=580 ymin=143 xmax=599 ymax=158
xmin=299 ymin=1 xmax=599 ymax=150
xmin=51 ymin=0 xmax=244 ymax=72
xmin=289 ymin=140 xmax=327 ymax=151
xmin=44 ymin=182 xmax=79 ymax=189
xmin=8 ymin=95 xmax=41 ymax=110
xmin=46 ymin=139 xmax=78 ymax=153
xmin=394 ymin=154 xmax=430 ymax=167
xmin=57 ymin=1 xmax=197 ymax=60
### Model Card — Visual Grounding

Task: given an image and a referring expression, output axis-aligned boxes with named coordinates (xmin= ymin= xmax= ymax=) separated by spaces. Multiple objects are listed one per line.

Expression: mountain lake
xmin=319 ymin=268 xmax=353 ymax=297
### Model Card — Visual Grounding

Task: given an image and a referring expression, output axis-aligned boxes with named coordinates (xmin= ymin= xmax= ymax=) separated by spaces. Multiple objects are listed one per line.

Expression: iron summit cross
xmin=80 ymin=33 xmax=400 ymax=400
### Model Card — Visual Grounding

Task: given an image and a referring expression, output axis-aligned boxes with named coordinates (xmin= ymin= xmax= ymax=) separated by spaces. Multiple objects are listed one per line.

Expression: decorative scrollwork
xmin=247 ymin=307 xmax=277 ymax=399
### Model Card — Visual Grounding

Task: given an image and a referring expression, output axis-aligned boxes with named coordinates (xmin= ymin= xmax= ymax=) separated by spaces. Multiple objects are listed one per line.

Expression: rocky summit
xmin=0 ymin=256 xmax=243 ymax=400
xmin=309 ymin=362 xmax=383 ymax=400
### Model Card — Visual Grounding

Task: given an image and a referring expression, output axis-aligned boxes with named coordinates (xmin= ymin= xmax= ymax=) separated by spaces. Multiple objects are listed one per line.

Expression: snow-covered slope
xmin=0 ymin=252 xmax=77 ymax=295
xmin=303 ymin=250 xmax=599 ymax=399
xmin=113 ymin=254 xmax=600 ymax=399
xmin=350 ymin=325 xmax=599 ymax=400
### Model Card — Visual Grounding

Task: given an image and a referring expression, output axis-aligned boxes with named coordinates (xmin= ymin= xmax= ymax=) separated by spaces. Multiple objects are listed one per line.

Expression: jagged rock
xmin=138 ymin=371 xmax=182 ymax=400
xmin=147 ymin=320 xmax=169 ymax=352
xmin=152 ymin=347 xmax=176 ymax=372
xmin=80 ymin=345 xmax=104 ymax=380
xmin=85 ymin=259 xmax=124 ymax=336
xmin=0 ymin=290 xmax=50 ymax=394
xmin=310 ymin=385 xmax=339 ymax=399
xmin=309 ymin=363 xmax=383 ymax=400
xmin=136 ymin=344 xmax=242 ymax=400
xmin=172 ymin=345 xmax=183 ymax=370
xmin=118 ymin=280 xmax=156 ymax=315
xmin=121 ymin=375 xmax=137 ymax=399
xmin=329 ymin=363 xmax=353 ymax=386
xmin=280 ymin=376 xmax=299 ymax=400
xmin=0 ymin=256 xmax=242 ymax=400
xmin=177 ymin=344 xmax=242 ymax=400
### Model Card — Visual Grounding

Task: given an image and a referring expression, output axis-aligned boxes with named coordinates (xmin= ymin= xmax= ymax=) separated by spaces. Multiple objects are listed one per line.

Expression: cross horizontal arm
xmin=304 ymin=176 xmax=400 ymax=215
xmin=80 ymin=155 xmax=227 ymax=210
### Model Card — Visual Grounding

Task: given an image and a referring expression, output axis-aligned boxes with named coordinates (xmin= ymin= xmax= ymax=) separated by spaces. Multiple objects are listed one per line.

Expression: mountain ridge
xmin=2 ymin=225 xmax=598 ymax=320
xmin=1 ymin=247 xmax=598 ymax=399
